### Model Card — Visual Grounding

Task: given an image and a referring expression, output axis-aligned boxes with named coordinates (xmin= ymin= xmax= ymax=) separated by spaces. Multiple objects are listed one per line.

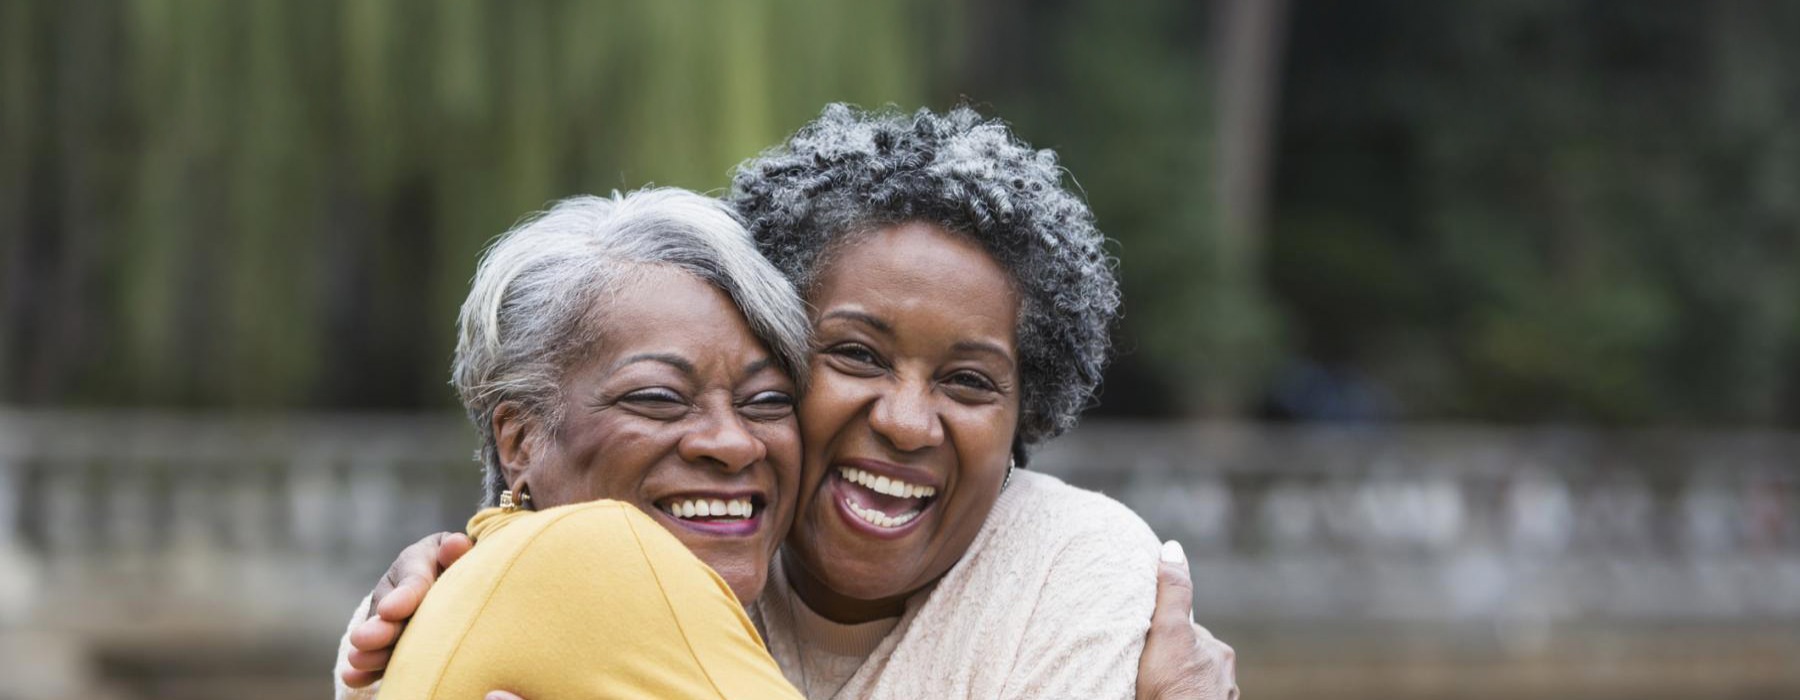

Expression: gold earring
xmin=500 ymin=486 xmax=532 ymax=512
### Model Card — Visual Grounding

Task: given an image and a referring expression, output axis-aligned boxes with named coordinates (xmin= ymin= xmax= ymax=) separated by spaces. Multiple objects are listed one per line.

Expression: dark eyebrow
xmin=953 ymin=340 xmax=1016 ymax=368
xmin=618 ymin=353 xmax=695 ymax=375
xmin=819 ymin=309 xmax=892 ymax=335
xmin=742 ymin=357 xmax=776 ymax=376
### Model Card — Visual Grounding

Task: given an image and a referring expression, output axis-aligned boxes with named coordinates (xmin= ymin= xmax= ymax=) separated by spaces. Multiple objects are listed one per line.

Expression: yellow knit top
xmin=379 ymin=500 xmax=801 ymax=699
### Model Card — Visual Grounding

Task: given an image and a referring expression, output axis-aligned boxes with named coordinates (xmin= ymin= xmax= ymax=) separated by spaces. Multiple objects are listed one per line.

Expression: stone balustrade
xmin=0 ymin=409 xmax=480 ymax=636
xmin=1033 ymin=421 xmax=1800 ymax=624
xmin=1 ymin=410 xmax=1797 ymax=698
xmin=3 ymin=411 xmax=1797 ymax=627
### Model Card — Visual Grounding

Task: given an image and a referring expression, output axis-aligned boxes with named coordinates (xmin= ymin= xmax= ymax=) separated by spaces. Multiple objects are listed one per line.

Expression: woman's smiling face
xmin=516 ymin=267 xmax=801 ymax=604
xmin=784 ymin=222 xmax=1021 ymax=620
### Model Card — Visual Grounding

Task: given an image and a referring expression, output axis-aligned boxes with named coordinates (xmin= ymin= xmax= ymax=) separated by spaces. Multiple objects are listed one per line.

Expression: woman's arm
xmin=334 ymin=531 xmax=473 ymax=696
xmin=992 ymin=490 xmax=1236 ymax=699
xmin=999 ymin=514 xmax=1163 ymax=699
xmin=1136 ymin=541 xmax=1240 ymax=700
xmin=377 ymin=502 xmax=799 ymax=699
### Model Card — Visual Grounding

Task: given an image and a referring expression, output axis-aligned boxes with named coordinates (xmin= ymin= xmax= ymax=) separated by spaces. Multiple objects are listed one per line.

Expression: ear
xmin=493 ymin=401 xmax=539 ymax=489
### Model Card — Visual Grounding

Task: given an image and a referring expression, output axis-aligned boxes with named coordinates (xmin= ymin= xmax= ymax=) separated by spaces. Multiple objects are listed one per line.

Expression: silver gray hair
xmin=731 ymin=104 xmax=1121 ymax=467
xmin=452 ymin=188 xmax=811 ymax=506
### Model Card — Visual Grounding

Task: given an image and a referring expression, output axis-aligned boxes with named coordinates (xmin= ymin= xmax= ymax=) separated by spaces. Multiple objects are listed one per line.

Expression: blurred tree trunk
xmin=1206 ymin=0 xmax=1289 ymax=415
xmin=1708 ymin=0 xmax=1798 ymax=421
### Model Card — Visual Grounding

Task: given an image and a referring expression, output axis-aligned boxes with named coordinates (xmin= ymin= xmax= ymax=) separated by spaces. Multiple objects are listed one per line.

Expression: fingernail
xmin=1160 ymin=539 xmax=1186 ymax=564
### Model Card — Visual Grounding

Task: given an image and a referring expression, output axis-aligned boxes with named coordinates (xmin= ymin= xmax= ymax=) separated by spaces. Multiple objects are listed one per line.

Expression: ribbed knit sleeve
xmin=332 ymin=595 xmax=380 ymax=700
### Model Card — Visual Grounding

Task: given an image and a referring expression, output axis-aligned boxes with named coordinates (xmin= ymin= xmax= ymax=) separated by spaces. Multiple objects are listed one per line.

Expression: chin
xmin=694 ymin=547 xmax=770 ymax=604
xmin=798 ymin=539 xmax=916 ymax=602
xmin=719 ymin=569 xmax=768 ymax=605
xmin=826 ymin=571 xmax=908 ymax=601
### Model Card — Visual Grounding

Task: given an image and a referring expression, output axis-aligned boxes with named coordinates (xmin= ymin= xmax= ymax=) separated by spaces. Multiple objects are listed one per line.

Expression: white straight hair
xmin=452 ymin=188 xmax=811 ymax=506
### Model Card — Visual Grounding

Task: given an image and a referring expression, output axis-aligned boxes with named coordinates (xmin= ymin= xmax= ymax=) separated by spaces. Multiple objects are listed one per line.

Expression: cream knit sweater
xmin=335 ymin=470 xmax=1161 ymax=699
xmin=754 ymin=469 xmax=1162 ymax=699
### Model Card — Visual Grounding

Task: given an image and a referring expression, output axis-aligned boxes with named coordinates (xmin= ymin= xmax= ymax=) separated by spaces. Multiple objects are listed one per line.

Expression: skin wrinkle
xmin=499 ymin=268 xmax=800 ymax=604
xmin=458 ymin=191 xmax=810 ymax=507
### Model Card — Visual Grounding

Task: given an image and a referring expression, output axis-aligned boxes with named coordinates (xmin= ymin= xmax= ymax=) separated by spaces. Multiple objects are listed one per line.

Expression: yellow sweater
xmin=379 ymin=501 xmax=801 ymax=699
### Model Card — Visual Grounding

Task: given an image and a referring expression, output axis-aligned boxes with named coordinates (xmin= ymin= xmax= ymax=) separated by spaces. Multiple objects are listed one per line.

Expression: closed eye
xmin=622 ymin=388 xmax=684 ymax=404
xmin=739 ymin=390 xmax=796 ymax=420
xmin=947 ymin=370 xmax=999 ymax=393
xmin=823 ymin=343 xmax=885 ymax=371
xmin=618 ymin=388 xmax=690 ymax=418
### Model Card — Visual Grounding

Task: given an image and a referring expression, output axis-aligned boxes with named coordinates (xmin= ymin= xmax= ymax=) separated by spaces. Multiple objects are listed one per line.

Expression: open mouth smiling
xmin=654 ymin=493 xmax=767 ymax=536
xmin=830 ymin=462 xmax=941 ymax=536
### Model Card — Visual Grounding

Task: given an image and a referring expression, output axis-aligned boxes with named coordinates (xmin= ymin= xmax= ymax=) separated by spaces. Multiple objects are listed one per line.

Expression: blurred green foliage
xmin=1274 ymin=0 xmax=1800 ymax=424
xmin=2 ymin=0 xmax=1796 ymax=425
xmin=1 ymin=0 xmax=965 ymax=408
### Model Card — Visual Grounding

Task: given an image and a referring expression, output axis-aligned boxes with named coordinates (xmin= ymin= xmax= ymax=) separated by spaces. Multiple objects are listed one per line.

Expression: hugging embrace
xmin=333 ymin=104 xmax=1238 ymax=700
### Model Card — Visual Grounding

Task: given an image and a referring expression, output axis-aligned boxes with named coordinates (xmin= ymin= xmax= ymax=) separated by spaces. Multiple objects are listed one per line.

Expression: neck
xmin=780 ymin=549 xmax=907 ymax=624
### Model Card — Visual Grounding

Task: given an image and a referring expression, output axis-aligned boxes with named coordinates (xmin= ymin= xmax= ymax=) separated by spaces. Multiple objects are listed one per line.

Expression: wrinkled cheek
xmin=795 ymin=420 xmax=836 ymax=494
xmin=754 ymin=423 xmax=803 ymax=480
xmin=792 ymin=447 xmax=830 ymax=522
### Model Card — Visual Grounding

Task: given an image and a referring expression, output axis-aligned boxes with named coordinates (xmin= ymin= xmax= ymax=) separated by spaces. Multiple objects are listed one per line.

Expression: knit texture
xmin=753 ymin=469 xmax=1162 ymax=699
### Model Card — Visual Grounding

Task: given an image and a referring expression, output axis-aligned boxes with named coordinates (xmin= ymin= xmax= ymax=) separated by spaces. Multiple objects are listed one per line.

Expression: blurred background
xmin=2 ymin=0 xmax=1797 ymax=698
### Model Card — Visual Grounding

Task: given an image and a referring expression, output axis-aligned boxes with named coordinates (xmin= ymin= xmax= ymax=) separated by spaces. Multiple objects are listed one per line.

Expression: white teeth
xmin=664 ymin=497 xmax=755 ymax=521
xmin=843 ymin=497 xmax=922 ymax=529
xmin=838 ymin=467 xmax=936 ymax=499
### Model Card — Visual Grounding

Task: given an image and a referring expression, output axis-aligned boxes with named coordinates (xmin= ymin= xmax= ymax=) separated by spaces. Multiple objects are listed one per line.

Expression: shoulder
xmin=959 ymin=470 xmax=1162 ymax=610
xmin=992 ymin=470 xmax=1161 ymax=563
xmin=978 ymin=474 xmax=1161 ymax=696
xmin=471 ymin=501 xmax=690 ymax=571
xmin=878 ymin=473 xmax=1160 ymax=696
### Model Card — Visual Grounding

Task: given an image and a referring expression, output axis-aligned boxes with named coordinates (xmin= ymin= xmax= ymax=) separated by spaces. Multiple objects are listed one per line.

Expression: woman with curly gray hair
xmin=726 ymin=104 xmax=1219 ymax=699
xmin=338 ymin=106 xmax=1235 ymax=700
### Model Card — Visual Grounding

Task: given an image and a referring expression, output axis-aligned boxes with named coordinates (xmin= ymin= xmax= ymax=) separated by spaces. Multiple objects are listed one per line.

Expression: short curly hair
xmin=729 ymin=104 xmax=1121 ymax=464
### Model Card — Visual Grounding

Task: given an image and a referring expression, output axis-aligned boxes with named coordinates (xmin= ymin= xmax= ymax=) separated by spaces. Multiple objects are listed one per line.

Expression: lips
xmin=829 ymin=461 xmax=940 ymax=537
xmin=653 ymin=492 xmax=766 ymax=537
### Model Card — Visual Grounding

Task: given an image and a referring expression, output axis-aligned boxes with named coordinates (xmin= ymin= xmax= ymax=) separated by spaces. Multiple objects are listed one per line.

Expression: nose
xmin=867 ymin=379 xmax=945 ymax=453
xmin=678 ymin=409 xmax=766 ymax=473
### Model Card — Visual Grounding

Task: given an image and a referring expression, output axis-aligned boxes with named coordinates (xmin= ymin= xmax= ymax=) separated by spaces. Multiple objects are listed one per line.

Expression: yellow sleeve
xmin=379 ymin=501 xmax=801 ymax=700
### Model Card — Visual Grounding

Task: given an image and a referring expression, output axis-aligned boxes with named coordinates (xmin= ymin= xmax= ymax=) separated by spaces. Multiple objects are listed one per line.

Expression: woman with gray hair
xmin=724 ymin=104 xmax=1232 ymax=699
xmin=345 ymin=187 xmax=810 ymax=697
xmin=342 ymin=106 xmax=1237 ymax=700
